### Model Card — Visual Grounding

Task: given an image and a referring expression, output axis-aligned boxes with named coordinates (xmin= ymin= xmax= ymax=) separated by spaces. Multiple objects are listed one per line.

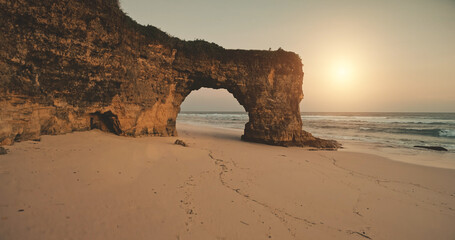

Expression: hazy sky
xmin=120 ymin=0 xmax=455 ymax=112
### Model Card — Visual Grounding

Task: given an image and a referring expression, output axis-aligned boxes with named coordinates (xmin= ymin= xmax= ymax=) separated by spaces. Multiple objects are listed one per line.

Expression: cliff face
xmin=0 ymin=0 xmax=338 ymax=148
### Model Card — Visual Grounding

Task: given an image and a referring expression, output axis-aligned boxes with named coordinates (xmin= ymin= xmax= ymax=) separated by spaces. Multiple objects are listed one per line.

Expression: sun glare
xmin=332 ymin=61 xmax=352 ymax=83
xmin=336 ymin=66 xmax=348 ymax=78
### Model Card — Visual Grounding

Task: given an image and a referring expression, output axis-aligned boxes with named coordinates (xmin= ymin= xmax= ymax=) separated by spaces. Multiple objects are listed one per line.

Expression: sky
xmin=120 ymin=0 xmax=455 ymax=112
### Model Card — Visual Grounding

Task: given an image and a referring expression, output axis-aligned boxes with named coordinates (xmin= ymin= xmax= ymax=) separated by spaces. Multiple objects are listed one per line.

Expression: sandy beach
xmin=1 ymin=123 xmax=454 ymax=240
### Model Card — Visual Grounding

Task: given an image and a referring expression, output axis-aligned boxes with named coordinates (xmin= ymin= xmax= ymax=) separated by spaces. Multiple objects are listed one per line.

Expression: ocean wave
xmin=380 ymin=128 xmax=455 ymax=138
xmin=439 ymin=129 xmax=455 ymax=137
xmin=303 ymin=117 xmax=455 ymax=125
xmin=389 ymin=120 xmax=455 ymax=125
xmin=308 ymin=124 xmax=455 ymax=139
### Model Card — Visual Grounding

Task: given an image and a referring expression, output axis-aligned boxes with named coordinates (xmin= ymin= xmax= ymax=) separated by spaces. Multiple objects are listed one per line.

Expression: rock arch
xmin=171 ymin=54 xmax=307 ymax=146
xmin=0 ymin=0 xmax=338 ymax=148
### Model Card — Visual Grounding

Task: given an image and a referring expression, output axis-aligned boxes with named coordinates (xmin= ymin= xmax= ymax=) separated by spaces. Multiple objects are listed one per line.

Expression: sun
xmin=336 ymin=66 xmax=349 ymax=78
xmin=332 ymin=61 xmax=352 ymax=83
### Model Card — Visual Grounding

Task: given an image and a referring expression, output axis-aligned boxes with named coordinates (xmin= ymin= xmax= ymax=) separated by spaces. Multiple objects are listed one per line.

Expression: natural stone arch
xmin=155 ymin=49 xmax=337 ymax=148
xmin=169 ymin=53 xmax=306 ymax=146
xmin=0 ymin=0 xmax=338 ymax=148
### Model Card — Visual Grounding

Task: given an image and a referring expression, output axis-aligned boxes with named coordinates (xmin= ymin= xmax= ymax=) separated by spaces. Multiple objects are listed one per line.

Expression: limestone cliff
xmin=0 ymin=0 xmax=339 ymax=148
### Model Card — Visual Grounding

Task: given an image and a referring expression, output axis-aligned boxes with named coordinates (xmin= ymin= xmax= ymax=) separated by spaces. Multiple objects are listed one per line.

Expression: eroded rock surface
xmin=0 ymin=0 xmax=339 ymax=149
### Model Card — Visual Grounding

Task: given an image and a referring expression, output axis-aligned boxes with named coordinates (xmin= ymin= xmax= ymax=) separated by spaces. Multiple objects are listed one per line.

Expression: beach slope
xmin=0 ymin=124 xmax=454 ymax=239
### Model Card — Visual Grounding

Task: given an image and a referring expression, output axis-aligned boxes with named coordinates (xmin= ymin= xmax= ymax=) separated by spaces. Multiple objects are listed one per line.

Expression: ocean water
xmin=177 ymin=112 xmax=455 ymax=153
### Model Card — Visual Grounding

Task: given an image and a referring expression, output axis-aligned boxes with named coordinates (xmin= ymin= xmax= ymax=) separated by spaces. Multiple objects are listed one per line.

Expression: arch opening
xmin=177 ymin=88 xmax=248 ymax=132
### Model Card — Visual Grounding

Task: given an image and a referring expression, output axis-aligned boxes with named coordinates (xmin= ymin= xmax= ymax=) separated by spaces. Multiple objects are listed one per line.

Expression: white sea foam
xmin=439 ymin=129 xmax=455 ymax=137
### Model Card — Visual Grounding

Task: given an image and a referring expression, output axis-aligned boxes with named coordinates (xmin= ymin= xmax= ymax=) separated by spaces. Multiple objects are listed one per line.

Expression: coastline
xmin=339 ymin=140 xmax=455 ymax=170
xmin=178 ymin=111 xmax=455 ymax=154
xmin=178 ymin=115 xmax=455 ymax=170
xmin=1 ymin=123 xmax=454 ymax=239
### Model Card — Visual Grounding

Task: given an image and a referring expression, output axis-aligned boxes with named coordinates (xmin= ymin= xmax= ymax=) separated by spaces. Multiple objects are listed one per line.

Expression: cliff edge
xmin=0 ymin=0 xmax=339 ymax=149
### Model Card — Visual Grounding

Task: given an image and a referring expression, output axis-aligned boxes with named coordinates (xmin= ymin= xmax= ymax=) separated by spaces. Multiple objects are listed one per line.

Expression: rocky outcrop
xmin=0 ymin=0 xmax=339 ymax=149
xmin=414 ymin=146 xmax=448 ymax=151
